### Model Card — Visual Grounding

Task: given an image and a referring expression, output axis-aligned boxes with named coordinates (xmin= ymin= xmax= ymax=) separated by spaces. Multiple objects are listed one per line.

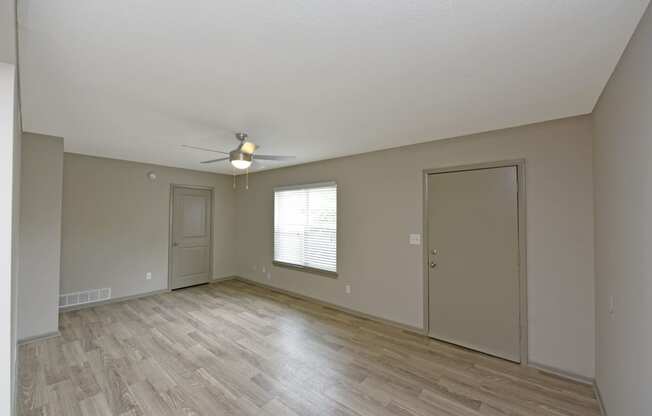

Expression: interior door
xmin=170 ymin=186 xmax=212 ymax=290
xmin=427 ymin=166 xmax=521 ymax=362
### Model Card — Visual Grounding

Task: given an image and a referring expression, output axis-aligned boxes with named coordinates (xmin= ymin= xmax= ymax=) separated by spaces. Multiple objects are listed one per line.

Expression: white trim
xmin=273 ymin=181 xmax=339 ymax=275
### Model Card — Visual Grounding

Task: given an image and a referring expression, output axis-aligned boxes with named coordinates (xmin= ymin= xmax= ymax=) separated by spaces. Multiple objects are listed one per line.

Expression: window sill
xmin=272 ymin=261 xmax=338 ymax=278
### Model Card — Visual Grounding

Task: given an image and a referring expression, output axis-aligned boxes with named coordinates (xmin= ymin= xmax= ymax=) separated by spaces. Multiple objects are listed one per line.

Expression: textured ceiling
xmin=18 ymin=0 xmax=649 ymax=173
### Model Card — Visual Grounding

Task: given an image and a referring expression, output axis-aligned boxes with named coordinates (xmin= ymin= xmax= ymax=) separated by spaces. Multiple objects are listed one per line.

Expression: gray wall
xmin=235 ymin=116 xmax=596 ymax=378
xmin=18 ymin=133 xmax=63 ymax=341
xmin=61 ymin=154 xmax=236 ymax=300
xmin=593 ymin=3 xmax=652 ymax=415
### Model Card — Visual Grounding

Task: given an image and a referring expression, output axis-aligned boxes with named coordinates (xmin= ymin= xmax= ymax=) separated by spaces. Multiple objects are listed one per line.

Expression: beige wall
xmin=18 ymin=133 xmax=63 ymax=341
xmin=235 ymin=116 xmax=596 ymax=378
xmin=593 ymin=3 xmax=652 ymax=415
xmin=61 ymin=154 xmax=236 ymax=300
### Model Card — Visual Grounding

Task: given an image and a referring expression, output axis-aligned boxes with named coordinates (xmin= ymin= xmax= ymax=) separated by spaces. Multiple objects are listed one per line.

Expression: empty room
xmin=2 ymin=0 xmax=652 ymax=415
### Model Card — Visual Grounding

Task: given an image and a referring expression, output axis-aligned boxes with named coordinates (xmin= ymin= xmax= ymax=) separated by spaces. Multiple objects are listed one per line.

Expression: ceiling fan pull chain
xmin=232 ymin=167 xmax=236 ymax=189
xmin=246 ymin=168 xmax=249 ymax=190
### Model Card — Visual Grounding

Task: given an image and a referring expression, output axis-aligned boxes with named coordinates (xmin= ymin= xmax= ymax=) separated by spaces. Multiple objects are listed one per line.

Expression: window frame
xmin=272 ymin=181 xmax=339 ymax=277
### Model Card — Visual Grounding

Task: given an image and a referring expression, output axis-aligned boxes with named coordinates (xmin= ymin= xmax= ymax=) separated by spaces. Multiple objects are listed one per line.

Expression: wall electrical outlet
xmin=146 ymin=272 xmax=152 ymax=280
xmin=345 ymin=284 xmax=351 ymax=294
xmin=262 ymin=266 xmax=266 ymax=273
xmin=409 ymin=234 xmax=421 ymax=245
xmin=266 ymin=271 xmax=271 ymax=280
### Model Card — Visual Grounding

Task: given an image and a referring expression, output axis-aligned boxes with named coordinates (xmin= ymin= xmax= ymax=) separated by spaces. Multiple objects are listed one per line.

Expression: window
xmin=274 ymin=182 xmax=337 ymax=274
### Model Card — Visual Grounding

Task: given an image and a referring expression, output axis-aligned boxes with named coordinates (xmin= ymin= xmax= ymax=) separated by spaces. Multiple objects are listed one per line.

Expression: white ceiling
xmin=18 ymin=0 xmax=649 ymax=173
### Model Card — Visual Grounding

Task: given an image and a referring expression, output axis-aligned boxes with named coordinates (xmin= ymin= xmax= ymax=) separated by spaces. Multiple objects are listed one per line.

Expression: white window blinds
xmin=274 ymin=182 xmax=337 ymax=273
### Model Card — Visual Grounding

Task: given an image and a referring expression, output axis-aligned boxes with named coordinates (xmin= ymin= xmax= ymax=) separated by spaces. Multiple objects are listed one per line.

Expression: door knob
xmin=173 ymin=242 xmax=179 ymax=247
xmin=430 ymin=262 xmax=437 ymax=268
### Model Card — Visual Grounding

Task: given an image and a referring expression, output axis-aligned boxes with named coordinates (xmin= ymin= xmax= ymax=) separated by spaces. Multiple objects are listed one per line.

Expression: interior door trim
xmin=422 ymin=159 xmax=528 ymax=365
xmin=168 ymin=184 xmax=214 ymax=290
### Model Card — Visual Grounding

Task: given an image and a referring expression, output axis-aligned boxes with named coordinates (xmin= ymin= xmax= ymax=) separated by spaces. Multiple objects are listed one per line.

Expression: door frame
xmin=168 ymin=184 xmax=215 ymax=290
xmin=422 ymin=159 xmax=528 ymax=365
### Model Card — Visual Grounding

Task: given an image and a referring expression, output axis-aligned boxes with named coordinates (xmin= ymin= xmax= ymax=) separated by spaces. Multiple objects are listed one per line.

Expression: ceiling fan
xmin=182 ymin=132 xmax=295 ymax=170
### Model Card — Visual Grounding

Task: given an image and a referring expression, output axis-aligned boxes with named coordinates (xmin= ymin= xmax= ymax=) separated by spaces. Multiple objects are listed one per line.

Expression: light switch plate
xmin=409 ymin=234 xmax=421 ymax=245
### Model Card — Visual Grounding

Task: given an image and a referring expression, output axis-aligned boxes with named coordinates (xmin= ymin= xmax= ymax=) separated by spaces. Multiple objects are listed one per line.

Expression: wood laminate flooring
xmin=17 ymin=279 xmax=601 ymax=416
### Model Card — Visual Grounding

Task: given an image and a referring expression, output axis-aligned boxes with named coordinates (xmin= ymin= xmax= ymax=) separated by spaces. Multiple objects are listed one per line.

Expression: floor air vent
xmin=59 ymin=288 xmax=111 ymax=308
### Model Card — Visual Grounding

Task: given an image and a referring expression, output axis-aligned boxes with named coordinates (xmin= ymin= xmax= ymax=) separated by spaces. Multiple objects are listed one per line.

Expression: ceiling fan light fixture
xmin=240 ymin=141 xmax=257 ymax=154
xmin=230 ymin=150 xmax=252 ymax=170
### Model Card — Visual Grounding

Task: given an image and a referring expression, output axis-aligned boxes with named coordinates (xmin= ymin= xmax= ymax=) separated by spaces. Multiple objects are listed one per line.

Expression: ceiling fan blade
xmin=240 ymin=141 xmax=258 ymax=154
xmin=200 ymin=157 xmax=229 ymax=164
xmin=181 ymin=145 xmax=229 ymax=155
xmin=254 ymin=154 xmax=295 ymax=161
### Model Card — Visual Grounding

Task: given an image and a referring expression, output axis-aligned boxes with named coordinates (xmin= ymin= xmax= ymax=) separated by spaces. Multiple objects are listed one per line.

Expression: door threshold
xmin=171 ymin=282 xmax=210 ymax=291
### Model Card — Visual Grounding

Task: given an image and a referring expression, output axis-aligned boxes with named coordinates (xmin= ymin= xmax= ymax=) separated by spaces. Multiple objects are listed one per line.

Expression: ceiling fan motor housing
xmin=230 ymin=150 xmax=252 ymax=163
